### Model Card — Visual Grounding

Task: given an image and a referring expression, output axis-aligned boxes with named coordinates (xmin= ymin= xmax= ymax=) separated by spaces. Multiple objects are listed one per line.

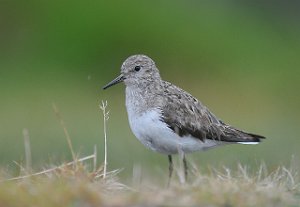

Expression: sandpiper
xmin=103 ymin=54 xmax=265 ymax=183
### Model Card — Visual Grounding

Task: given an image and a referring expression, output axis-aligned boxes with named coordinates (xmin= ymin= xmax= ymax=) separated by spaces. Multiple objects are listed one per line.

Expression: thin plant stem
xmin=93 ymin=145 xmax=97 ymax=172
xmin=52 ymin=103 xmax=76 ymax=163
xmin=100 ymin=100 xmax=109 ymax=179
xmin=23 ymin=128 xmax=32 ymax=173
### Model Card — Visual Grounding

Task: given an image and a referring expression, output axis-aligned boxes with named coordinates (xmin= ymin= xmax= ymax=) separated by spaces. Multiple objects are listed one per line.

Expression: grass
xmin=0 ymin=103 xmax=299 ymax=207
xmin=0 ymin=160 xmax=299 ymax=206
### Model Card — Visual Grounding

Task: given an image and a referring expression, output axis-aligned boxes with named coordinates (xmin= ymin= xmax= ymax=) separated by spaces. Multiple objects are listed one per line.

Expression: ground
xmin=0 ymin=157 xmax=299 ymax=207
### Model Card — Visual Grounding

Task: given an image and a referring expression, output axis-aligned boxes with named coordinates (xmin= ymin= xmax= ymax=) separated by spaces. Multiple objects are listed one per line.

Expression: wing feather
xmin=159 ymin=81 xmax=265 ymax=143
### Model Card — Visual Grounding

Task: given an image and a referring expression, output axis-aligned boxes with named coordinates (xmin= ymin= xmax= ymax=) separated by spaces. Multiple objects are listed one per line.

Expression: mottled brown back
xmin=159 ymin=81 xmax=265 ymax=143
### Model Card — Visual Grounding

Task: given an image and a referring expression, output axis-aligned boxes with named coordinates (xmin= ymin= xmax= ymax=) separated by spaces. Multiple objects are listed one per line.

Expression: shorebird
xmin=103 ymin=54 xmax=265 ymax=183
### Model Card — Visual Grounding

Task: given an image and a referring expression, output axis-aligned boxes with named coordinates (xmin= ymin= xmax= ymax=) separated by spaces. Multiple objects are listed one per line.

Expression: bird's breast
xmin=125 ymin=87 xmax=223 ymax=154
xmin=126 ymin=107 xmax=176 ymax=153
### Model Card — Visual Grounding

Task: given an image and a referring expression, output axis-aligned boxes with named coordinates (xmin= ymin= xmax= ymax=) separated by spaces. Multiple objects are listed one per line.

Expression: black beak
xmin=102 ymin=74 xmax=125 ymax=90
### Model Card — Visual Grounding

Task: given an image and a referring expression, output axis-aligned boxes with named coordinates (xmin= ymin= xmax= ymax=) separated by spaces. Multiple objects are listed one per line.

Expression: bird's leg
xmin=167 ymin=155 xmax=173 ymax=187
xmin=183 ymin=154 xmax=188 ymax=181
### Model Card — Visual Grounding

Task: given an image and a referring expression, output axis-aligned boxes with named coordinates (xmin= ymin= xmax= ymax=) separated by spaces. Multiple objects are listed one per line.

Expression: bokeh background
xmin=1 ymin=1 xmax=299 ymax=178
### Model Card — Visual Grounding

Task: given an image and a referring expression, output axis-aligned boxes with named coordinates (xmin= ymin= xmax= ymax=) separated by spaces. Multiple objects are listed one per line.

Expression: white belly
xmin=126 ymin=109 xmax=223 ymax=154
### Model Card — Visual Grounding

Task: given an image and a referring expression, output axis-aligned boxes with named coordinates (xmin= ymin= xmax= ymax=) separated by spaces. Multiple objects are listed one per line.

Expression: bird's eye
xmin=134 ymin=66 xmax=141 ymax=71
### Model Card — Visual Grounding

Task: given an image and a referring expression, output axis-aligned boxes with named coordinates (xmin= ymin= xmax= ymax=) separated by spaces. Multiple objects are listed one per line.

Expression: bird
xmin=103 ymin=54 xmax=265 ymax=184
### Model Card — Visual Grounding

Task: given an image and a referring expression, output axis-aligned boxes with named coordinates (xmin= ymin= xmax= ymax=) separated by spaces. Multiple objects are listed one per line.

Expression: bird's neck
xmin=125 ymin=81 xmax=163 ymax=115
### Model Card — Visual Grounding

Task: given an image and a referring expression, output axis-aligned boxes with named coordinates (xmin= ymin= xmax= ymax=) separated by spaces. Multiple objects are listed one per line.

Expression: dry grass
xmin=0 ymin=160 xmax=125 ymax=207
xmin=0 ymin=161 xmax=299 ymax=207
xmin=0 ymin=103 xmax=299 ymax=207
xmin=125 ymin=163 xmax=300 ymax=207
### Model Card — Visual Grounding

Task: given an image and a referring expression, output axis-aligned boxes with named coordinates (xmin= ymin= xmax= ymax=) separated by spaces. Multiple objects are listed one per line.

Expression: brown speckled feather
xmin=159 ymin=81 xmax=265 ymax=143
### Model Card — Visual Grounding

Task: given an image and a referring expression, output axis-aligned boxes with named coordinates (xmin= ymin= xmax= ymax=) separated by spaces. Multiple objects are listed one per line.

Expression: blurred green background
xmin=0 ymin=1 xmax=299 ymax=178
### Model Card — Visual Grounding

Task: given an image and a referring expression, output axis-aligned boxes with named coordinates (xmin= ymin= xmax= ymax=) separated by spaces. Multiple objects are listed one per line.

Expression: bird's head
xmin=103 ymin=54 xmax=161 ymax=90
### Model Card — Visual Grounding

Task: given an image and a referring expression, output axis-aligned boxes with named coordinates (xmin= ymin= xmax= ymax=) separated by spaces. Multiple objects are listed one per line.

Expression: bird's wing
xmin=159 ymin=82 xmax=265 ymax=143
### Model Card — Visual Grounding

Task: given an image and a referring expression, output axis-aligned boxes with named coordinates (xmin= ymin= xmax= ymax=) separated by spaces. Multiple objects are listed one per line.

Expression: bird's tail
xmin=237 ymin=132 xmax=266 ymax=145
